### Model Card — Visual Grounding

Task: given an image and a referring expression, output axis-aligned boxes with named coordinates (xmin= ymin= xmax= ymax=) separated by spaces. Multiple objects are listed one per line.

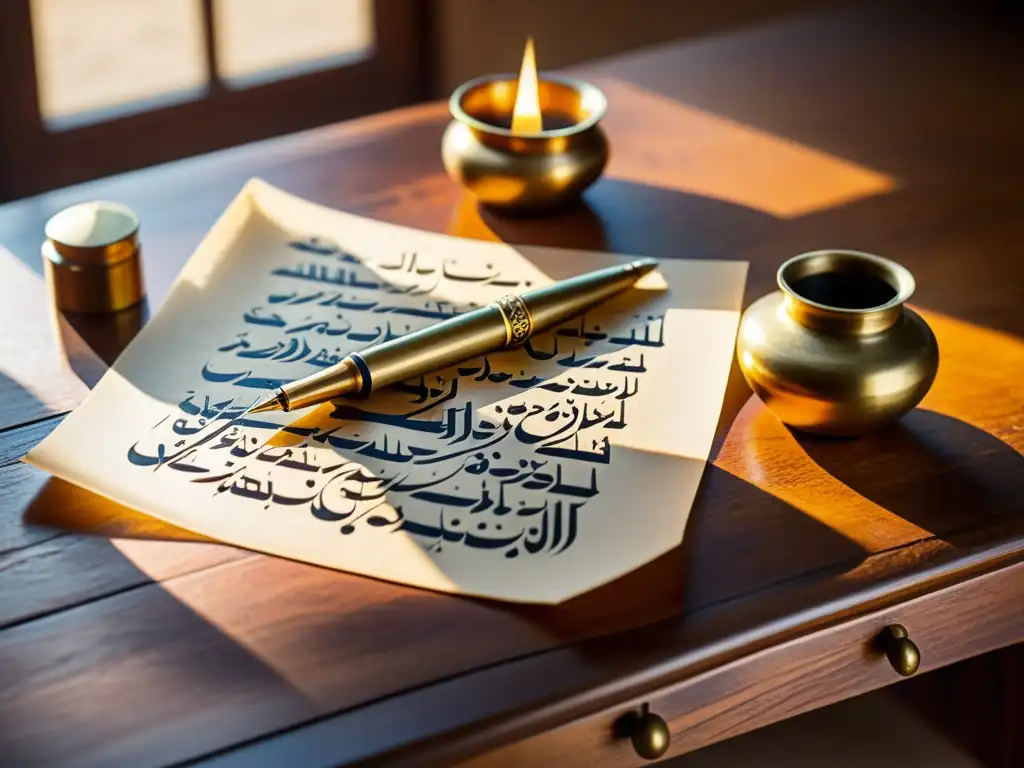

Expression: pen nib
xmin=248 ymin=393 xmax=285 ymax=415
xmin=630 ymin=258 xmax=659 ymax=277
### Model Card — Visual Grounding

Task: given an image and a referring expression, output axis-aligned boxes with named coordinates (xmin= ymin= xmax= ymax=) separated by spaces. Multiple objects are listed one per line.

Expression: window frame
xmin=0 ymin=0 xmax=432 ymax=202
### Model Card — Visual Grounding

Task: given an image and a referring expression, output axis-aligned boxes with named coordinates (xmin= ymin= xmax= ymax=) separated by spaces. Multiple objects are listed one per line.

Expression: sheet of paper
xmin=26 ymin=180 xmax=747 ymax=604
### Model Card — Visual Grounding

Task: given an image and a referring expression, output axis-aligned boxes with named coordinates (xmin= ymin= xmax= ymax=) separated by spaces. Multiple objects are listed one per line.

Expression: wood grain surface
xmin=459 ymin=558 xmax=1024 ymax=767
xmin=0 ymin=4 xmax=1022 ymax=766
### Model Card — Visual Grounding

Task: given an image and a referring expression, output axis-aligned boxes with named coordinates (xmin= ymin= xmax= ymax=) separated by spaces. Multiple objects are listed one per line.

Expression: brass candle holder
xmin=442 ymin=73 xmax=609 ymax=211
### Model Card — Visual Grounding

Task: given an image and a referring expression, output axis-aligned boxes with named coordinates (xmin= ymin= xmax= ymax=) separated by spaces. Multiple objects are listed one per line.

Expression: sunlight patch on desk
xmin=715 ymin=307 xmax=1024 ymax=555
xmin=24 ymin=473 xmax=210 ymax=544
xmin=915 ymin=309 xmax=1024 ymax=455
xmin=0 ymin=248 xmax=95 ymax=426
xmin=596 ymin=79 xmax=895 ymax=219
xmin=715 ymin=397 xmax=933 ymax=551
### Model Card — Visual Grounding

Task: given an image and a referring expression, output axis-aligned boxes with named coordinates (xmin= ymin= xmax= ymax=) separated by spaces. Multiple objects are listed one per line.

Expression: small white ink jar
xmin=42 ymin=201 xmax=145 ymax=313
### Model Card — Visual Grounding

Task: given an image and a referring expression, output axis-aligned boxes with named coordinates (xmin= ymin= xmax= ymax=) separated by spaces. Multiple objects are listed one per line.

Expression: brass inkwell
xmin=43 ymin=200 xmax=145 ymax=314
xmin=737 ymin=250 xmax=939 ymax=436
xmin=442 ymin=39 xmax=609 ymax=210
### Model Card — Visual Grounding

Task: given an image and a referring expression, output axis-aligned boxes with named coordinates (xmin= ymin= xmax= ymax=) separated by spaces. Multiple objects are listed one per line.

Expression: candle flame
xmin=511 ymin=37 xmax=542 ymax=134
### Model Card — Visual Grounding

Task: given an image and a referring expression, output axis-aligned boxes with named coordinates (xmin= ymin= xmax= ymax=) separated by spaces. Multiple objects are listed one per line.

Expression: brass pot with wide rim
xmin=441 ymin=74 xmax=609 ymax=210
xmin=736 ymin=250 xmax=939 ymax=436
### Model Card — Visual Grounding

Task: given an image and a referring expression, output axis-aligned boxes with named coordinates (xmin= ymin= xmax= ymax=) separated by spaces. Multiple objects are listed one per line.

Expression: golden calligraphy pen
xmin=248 ymin=258 xmax=658 ymax=414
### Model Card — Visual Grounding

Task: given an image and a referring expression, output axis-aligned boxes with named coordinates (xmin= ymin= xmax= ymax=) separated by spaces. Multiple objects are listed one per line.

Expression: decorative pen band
xmin=492 ymin=294 xmax=535 ymax=347
xmin=346 ymin=352 xmax=372 ymax=397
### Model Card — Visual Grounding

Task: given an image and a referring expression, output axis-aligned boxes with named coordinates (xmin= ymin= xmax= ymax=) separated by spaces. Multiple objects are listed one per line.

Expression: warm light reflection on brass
xmin=442 ymin=73 xmax=608 ymax=209
xmin=717 ymin=301 xmax=1024 ymax=555
xmin=623 ymin=707 xmax=671 ymax=761
xmin=880 ymin=624 xmax=921 ymax=676
xmin=737 ymin=250 xmax=939 ymax=436
xmin=43 ymin=243 xmax=144 ymax=314
xmin=42 ymin=201 xmax=146 ymax=313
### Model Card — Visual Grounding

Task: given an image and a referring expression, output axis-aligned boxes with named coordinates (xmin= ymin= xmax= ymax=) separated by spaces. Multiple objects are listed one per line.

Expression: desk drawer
xmin=463 ymin=559 xmax=1024 ymax=767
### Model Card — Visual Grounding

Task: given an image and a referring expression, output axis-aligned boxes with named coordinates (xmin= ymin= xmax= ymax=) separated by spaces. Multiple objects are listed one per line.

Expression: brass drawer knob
xmin=618 ymin=704 xmax=670 ymax=761
xmin=880 ymin=624 xmax=921 ymax=676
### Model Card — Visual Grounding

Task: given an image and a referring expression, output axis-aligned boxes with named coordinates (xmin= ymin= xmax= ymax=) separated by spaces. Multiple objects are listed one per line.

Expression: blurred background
xmin=0 ymin=0 xmax=1019 ymax=203
xmin=0 ymin=0 xmax=838 ymax=203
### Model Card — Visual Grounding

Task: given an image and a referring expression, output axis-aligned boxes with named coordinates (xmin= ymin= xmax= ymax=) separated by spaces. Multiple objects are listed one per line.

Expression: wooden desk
xmin=1 ymin=5 xmax=1022 ymax=766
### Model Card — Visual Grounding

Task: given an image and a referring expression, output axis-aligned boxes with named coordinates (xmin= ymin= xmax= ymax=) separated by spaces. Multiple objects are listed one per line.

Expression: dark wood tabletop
xmin=1 ymin=4 xmax=1023 ymax=767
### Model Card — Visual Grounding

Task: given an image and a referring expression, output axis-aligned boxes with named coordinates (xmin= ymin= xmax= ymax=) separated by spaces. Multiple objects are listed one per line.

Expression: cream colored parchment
xmin=26 ymin=180 xmax=747 ymax=604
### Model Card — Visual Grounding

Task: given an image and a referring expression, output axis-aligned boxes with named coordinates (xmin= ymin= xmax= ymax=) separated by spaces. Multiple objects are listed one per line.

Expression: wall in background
xmin=432 ymin=0 xmax=827 ymax=95
xmin=0 ymin=0 xmax=831 ymax=201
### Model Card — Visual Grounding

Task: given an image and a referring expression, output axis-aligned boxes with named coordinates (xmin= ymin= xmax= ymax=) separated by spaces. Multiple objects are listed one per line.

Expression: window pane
xmin=30 ymin=0 xmax=208 ymax=129
xmin=214 ymin=0 xmax=374 ymax=88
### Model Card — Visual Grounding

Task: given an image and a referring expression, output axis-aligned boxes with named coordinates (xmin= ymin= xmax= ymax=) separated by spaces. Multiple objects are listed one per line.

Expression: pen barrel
xmin=521 ymin=261 xmax=653 ymax=331
xmin=358 ymin=306 xmax=508 ymax=392
xmin=357 ymin=260 xmax=653 ymax=394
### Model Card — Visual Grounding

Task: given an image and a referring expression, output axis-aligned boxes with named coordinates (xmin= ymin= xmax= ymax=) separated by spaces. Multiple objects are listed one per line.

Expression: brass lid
xmin=42 ymin=201 xmax=145 ymax=314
